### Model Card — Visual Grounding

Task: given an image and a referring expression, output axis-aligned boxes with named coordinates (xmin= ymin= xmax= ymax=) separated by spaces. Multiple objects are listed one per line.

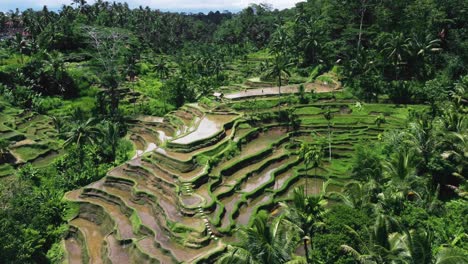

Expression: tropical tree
xmin=378 ymin=32 xmax=412 ymax=80
xmin=323 ymin=107 xmax=333 ymax=162
xmin=100 ymin=121 xmax=120 ymax=162
xmin=265 ymin=54 xmax=293 ymax=95
xmin=216 ymin=210 xmax=299 ymax=264
xmin=328 ymin=181 xmax=375 ymax=210
xmin=383 ymin=148 xmax=419 ymax=197
xmin=341 ymin=215 xmax=404 ymax=263
xmin=280 ymin=186 xmax=328 ymax=264
xmin=64 ymin=118 xmax=101 ymax=165
xmin=153 ymin=58 xmax=170 ymax=80
xmin=87 ymin=27 xmax=129 ymax=119
xmin=299 ymin=142 xmax=313 ymax=195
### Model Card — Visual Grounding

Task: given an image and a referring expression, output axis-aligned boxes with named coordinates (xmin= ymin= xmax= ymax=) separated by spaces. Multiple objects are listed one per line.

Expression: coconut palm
xmin=328 ymin=180 xmax=378 ymax=210
xmin=280 ymin=186 xmax=328 ymax=264
xmin=153 ymin=58 xmax=170 ymax=79
xmin=343 ymin=216 xmax=467 ymax=264
xmin=216 ymin=210 xmax=300 ymax=264
xmin=100 ymin=121 xmax=120 ymax=162
xmin=378 ymin=32 xmax=412 ymax=80
xmin=64 ymin=118 xmax=101 ymax=148
xmin=323 ymin=107 xmax=333 ymax=162
xmin=299 ymin=142 xmax=317 ymax=195
xmin=64 ymin=118 xmax=101 ymax=166
xmin=341 ymin=215 xmax=404 ymax=263
xmin=383 ymin=148 xmax=419 ymax=197
xmin=265 ymin=55 xmax=293 ymax=95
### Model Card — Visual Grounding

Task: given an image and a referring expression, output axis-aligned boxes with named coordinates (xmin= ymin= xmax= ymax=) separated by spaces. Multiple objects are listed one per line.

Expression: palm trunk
xmin=278 ymin=73 xmax=282 ymax=95
xmin=328 ymin=122 xmax=332 ymax=162
xmin=357 ymin=1 xmax=366 ymax=52
xmin=304 ymin=237 xmax=311 ymax=264
xmin=305 ymin=163 xmax=309 ymax=196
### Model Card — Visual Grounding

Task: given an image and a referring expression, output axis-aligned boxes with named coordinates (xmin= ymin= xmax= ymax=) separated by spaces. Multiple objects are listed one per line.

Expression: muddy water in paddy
xmin=159 ymin=128 xmax=233 ymax=161
xmin=69 ymin=218 xmax=105 ymax=264
xmin=138 ymin=237 xmax=175 ymax=264
xmin=240 ymin=155 xmax=295 ymax=193
xmin=100 ymin=184 xmax=207 ymax=261
xmin=85 ymin=196 xmax=134 ymax=239
xmin=105 ymin=234 xmax=130 ymax=263
xmin=181 ymin=194 xmax=202 ymax=206
xmin=274 ymin=170 xmax=294 ymax=190
xmin=64 ymin=238 xmax=82 ymax=264
xmin=172 ymin=114 xmax=237 ymax=144
xmin=105 ymin=171 xmax=187 ymax=224
xmin=236 ymin=195 xmax=272 ymax=226
xmin=283 ymin=177 xmax=325 ymax=198
xmin=211 ymin=127 xmax=287 ymax=177
xmin=220 ymin=192 xmax=243 ymax=229
xmin=194 ymin=182 xmax=212 ymax=205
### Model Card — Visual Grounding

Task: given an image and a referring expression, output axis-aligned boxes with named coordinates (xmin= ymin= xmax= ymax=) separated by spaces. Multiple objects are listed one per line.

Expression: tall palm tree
xmin=265 ymin=55 xmax=293 ymax=95
xmin=280 ymin=186 xmax=328 ymax=264
xmin=378 ymin=32 xmax=412 ymax=80
xmin=217 ymin=210 xmax=299 ymax=264
xmin=323 ymin=107 xmax=333 ymax=162
xmin=299 ymin=142 xmax=313 ymax=195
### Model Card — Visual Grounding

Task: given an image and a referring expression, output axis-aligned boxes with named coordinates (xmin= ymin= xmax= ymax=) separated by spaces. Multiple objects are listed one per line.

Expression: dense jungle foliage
xmin=0 ymin=0 xmax=466 ymax=263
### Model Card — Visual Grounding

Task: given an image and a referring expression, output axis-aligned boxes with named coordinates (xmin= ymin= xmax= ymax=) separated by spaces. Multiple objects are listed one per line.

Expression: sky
xmin=0 ymin=0 xmax=302 ymax=13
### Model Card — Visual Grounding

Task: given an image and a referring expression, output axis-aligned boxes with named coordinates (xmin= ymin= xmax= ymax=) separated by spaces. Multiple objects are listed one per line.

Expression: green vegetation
xmin=0 ymin=1 xmax=466 ymax=263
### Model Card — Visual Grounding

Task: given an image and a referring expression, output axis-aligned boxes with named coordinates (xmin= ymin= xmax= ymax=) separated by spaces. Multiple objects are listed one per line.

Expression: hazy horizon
xmin=0 ymin=0 xmax=301 ymax=13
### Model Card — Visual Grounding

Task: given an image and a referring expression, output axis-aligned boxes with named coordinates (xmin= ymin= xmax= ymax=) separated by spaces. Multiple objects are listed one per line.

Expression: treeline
xmin=1 ymin=0 xmax=466 ymax=106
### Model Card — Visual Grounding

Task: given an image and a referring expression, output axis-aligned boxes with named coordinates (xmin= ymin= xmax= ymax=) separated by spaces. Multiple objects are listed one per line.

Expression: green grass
xmin=47 ymin=96 xmax=96 ymax=117
xmin=11 ymin=144 xmax=50 ymax=162
xmin=0 ymin=163 xmax=14 ymax=177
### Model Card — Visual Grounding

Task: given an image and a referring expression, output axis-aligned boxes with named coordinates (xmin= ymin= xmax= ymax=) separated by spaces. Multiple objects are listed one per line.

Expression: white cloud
xmin=0 ymin=0 xmax=302 ymax=12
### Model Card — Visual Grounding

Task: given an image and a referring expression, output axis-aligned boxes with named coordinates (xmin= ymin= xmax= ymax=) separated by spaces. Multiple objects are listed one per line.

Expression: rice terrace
xmin=0 ymin=1 xmax=466 ymax=263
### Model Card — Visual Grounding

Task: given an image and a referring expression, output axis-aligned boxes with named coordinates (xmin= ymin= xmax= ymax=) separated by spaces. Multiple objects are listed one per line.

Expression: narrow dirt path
xmin=225 ymin=82 xmax=340 ymax=100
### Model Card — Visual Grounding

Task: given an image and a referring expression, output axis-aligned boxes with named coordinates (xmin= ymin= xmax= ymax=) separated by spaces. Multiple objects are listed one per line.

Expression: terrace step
xmin=64 ymin=236 xmax=84 ymax=264
xmin=105 ymin=234 xmax=131 ymax=263
xmin=69 ymin=218 xmax=105 ymax=264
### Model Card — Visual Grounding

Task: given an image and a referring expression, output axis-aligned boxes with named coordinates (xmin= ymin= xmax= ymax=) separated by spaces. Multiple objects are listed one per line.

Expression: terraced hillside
xmin=0 ymin=103 xmax=63 ymax=177
xmin=63 ymin=92 xmax=423 ymax=263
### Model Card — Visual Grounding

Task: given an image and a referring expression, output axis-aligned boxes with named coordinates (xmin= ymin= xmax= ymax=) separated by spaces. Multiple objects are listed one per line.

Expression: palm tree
xmin=323 ymin=107 xmax=333 ymax=162
xmin=64 ymin=118 xmax=101 ymax=148
xmin=328 ymin=181 xmax=377 ymax=210
xmin=383 ymin=149 xmax=418 ymax=197
xmin=310 ymin=145 xmax=324 ymax=194
xmin=409 ymin=34 xmax=442 ymax=80
xmin=216 ymin=210 xmax=299 ymax=264
xmin=153 ymin=58 xmax=170 ymax=80
xmin=280 ymin=186 xmax=328 ymax=264
xmin=378 ymin=32 xmax=412 ymax=80
xmin=299 ymin=142 xmax=313 ymax=195
xmin=64 ymin=118 xmax=101 ymax=165
xmin=265 ymin=55 xmax=293 ymax=95
xmin=341 ymin=215 xmax=404 ymax=263
xmin=100 ymin=121 xmax=120 ymax=162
